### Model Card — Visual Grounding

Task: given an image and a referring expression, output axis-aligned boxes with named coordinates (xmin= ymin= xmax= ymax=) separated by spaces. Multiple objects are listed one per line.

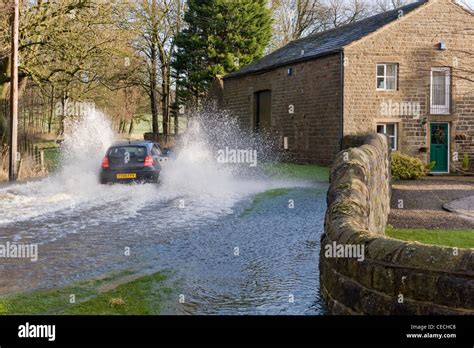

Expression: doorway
xmin=254 ymin=90 xmax=271 ymax=132
xmin=430 ymin=123 xmax=449 ymax=173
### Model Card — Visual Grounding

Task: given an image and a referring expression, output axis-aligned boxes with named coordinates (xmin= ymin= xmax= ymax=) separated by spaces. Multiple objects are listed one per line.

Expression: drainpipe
xmin=339 ymin=50 xmax=345 ymax=151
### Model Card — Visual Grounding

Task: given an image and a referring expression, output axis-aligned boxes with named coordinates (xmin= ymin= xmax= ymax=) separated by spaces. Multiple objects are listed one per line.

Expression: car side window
xmin=151 ymin=145 xmax=161 ymax=156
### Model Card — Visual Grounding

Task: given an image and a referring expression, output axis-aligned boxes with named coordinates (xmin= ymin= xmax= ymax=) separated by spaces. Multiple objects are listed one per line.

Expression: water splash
xmin=161 ymin=110 xmax=282 ymax=192
xmin=156 ymin=110 xmax=307 ymax=227
xmin=59 ymin=107 xmax=115 ymax=191
xmin=0 ymin=108 xmax=158 ymax=229
xmin=0 ymin=108 xmax=312 ymax=242
xmin=0 ymin=108 xmax=326 ymax=311
xmin=161 ymin=116 xmax=235 ymax=197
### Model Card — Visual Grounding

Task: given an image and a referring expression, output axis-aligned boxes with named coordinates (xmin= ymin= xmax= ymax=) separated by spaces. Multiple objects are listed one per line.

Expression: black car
xmin=100 ymin=140 xmax=163 ymax=184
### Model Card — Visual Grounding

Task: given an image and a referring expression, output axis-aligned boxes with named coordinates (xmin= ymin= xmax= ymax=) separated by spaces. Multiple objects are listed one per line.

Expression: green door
xmin=430 ymin=123 xmax=449 ymax=173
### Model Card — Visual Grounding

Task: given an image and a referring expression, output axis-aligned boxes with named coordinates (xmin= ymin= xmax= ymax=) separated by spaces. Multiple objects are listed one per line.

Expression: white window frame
xmin=430 ymin=67 xmax=451 ymax=115
xmin=376 ymin=123 xmax=398 ymax=150
xmin=376 ymin=63 xmax=398 ymax=91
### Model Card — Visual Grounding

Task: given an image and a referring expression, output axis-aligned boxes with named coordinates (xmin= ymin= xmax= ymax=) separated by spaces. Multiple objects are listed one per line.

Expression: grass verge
xmin=241 ymin=188 xmax=291 ymax=217
xmin=262 ymin=163 xmax=329 ymax=182
xmin=0 ymin=270 xmax=171 ymax=315
xmin=43 ymin=147 xmax=61 ymax=172
xmin=239 ymin=163 xmax=328 ymax=217
xmin=386 ymin=226 xmax=474 ymax=249
xmin=34 ymin=140 xmax=61 ymax=173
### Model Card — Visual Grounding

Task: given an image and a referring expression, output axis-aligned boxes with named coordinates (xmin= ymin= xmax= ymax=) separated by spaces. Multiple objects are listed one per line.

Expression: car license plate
xmin=116 ymin=173 xmax=137 ymax=179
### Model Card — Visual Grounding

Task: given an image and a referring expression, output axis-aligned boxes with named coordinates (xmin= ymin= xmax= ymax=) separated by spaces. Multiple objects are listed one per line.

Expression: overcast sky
xmin=452 ymin=0 xmax=473 ymax=9
xmin=457 ymin=0 xmax=473 ymax=10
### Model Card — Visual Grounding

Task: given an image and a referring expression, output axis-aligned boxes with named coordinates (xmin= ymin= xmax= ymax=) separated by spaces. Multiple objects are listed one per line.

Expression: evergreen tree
xmin=173 ymin=0 xmax=272 ymax=106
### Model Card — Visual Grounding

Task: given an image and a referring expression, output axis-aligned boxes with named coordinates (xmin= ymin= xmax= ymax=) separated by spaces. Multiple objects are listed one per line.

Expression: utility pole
xmin=9 ymin=0 xmax=19 ymax=181
xmin=174 ymin=0 xmax=182 ymax=136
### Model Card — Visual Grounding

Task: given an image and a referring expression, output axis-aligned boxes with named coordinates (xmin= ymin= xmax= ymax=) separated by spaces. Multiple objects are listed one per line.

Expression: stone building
xmin=221 ymin=0 xmax=474 ymax=172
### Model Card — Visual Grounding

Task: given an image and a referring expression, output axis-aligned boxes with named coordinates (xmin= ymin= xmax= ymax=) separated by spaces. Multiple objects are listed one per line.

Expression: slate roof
xmin=225 ymin=1 xmax=427 ymax=79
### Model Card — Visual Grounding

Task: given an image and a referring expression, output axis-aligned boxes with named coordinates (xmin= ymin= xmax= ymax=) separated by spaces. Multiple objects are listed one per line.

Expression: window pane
xmin=377 ymin=78 xmax=385 ymax=89
xmin=386 ymin=124 xmax=395 ymax=136
xmin=109 ymin=146 xmax=146 ymax=158
xmin=386 ymin=64 xmax=397 ymax=77
xmin=433 ymin=70 xmax=446 ymax=84
xmin=386 ymin=77 xmax=396 ymax=90
xmin=431 ymin=126 xmax=446 ymax=144
xmin=377 ymin=65 xmax=385 ymax=76
xmin=389 ymin=136 xmax=396 ymax=150
xmin=432 ymin=71 xmax=446 ymax=105
xmin=152 ymin=146 xmax=161 ymax=156
xmin=376 ymin=124 xmax=397 ymax=149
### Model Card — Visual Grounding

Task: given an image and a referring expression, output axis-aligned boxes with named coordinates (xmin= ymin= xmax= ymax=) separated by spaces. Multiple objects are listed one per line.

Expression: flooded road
xmin=0 ymin=110 xmax=328 ymax=314
xmin=0 ymin=180 xmax=327 ymax=315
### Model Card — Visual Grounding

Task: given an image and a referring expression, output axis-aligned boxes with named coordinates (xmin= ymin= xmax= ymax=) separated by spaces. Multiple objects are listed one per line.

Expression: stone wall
xmin=320 ymin=133 xmax=474 ymax=314
xmin=343 ymin=0 xmax=474 ymax=170
xmin=222 ymin=54 xmax=342 ymax=165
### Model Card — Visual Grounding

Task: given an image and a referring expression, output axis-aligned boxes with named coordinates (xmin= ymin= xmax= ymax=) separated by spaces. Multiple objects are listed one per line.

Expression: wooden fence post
xmin=40 ymin=150 xmax=45 ymax=172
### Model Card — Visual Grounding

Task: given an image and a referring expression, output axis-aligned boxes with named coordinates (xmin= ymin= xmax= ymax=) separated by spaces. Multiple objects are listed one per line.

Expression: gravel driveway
xmin=389 ymin=176 xmax=474 ymax=229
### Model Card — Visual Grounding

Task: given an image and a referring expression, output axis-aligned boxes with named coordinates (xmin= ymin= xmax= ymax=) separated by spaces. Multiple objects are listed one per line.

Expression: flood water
xmin=0 ymin=109 xmax=328 ymax=314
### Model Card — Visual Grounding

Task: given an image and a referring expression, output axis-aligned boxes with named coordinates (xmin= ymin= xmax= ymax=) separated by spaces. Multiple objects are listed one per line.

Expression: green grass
xmin=63 ymin=273 xmax=170 ymax=315
xmin=131 ymin=114 xmax=188 ymax=135
xmin=241 ymin=188 xmax=291 ymax=217
xmin=34 ymin=140 xmax=58 ymax=150
xmin=386 ymin=226 xmax=474 ymax=249
xmin=262 ymin=163 xmax=329 ymax=182
xmin=0 ymin=270 xmax=172 ymax=315
xmin=34 ymin=140 xmax=61 ymax=172
xmin=132 ymin=117 xmax=152 ymax=135
xmin=240 ymin=186 xmax=326 ymax=217
xmin=238 ymin=163 xmax=328 ymax=217
xmin=43 ymin=147 xmax=61 ymax=172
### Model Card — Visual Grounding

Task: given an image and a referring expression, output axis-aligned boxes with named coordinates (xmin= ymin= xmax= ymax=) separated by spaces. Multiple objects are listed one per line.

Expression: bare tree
xmin=0 ymin=0 xmax=131 ymax=137
xmin=270 ymin=0 xmax=372 ymax=50
xmin=373 ymin=0 xmax=410 ymax=12
xmin=127 ymin=0 xmax=184 ymax=136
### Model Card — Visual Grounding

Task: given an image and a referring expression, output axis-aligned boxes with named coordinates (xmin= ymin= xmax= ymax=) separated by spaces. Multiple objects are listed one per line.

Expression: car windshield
xmin=108 ymin=146 xmax=147 ymax=159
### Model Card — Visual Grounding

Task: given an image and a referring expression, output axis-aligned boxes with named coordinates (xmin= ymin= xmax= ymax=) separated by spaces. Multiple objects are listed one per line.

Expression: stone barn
xmin=221 ymin=0 xmax=474 ymax=172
